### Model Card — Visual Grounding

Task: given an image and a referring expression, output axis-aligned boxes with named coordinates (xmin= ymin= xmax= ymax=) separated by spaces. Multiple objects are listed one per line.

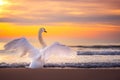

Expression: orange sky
xmin=0 ymin=0 xmax=120 ymax=45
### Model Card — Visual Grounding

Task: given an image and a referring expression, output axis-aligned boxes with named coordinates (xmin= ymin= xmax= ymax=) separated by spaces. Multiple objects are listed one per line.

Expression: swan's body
xmin=0 ymin=28 xmax=75 ymax=68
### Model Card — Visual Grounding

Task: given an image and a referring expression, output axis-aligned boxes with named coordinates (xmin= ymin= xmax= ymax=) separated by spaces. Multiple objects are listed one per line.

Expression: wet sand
xmin=0 ymin=68 xmax=120 ymax=80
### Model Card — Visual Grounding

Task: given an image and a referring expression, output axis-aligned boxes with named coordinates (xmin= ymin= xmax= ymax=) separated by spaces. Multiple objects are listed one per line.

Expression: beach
xmin=0 ymin=68 xmax=120 ymax=80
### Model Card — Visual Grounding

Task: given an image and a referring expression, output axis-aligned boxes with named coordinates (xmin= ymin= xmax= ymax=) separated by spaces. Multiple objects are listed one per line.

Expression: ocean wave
xmin=77 ymin=50 xmax=120 ymax=55
xmin=45 ymin=62 xmax=120 ymax=68
xmin=0 ymin=62 xmax=29 ymax=68
xmin=70 ymin=45 xmax=120 ymax=49
xmin=0 ymin=62 xmax=120 ymax=68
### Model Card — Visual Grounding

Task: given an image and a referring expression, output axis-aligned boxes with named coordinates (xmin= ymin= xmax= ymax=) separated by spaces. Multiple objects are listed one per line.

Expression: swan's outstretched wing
xmin=1 ymin=38 xmax=33 ymax=57
xmin=4 ymin=38 xmax=23 ymax=50
xmin=39 ymin=42 xmax=76 ymax=61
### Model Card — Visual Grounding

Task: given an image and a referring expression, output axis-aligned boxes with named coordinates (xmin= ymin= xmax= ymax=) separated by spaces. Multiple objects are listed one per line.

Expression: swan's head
xmin=40 ymin=27 xmax=47 ymax=33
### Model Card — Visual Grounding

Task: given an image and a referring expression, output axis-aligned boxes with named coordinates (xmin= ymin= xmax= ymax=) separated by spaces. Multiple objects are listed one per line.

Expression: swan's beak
xmin=44 ymin=30 xmax=47 ymax=33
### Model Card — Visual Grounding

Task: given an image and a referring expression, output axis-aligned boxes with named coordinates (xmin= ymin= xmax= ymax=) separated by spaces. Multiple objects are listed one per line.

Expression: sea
xmin=0 ymin=43 xmax=120 ymax=68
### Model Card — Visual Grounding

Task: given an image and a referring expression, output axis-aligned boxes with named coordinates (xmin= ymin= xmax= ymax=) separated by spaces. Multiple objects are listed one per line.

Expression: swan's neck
xmin=38 ymin=31 xmax=47 ymax=48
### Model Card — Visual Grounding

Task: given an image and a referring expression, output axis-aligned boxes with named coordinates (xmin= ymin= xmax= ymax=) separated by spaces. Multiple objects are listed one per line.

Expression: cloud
xmin=22 ymin=0 xmax=120 ymax=8
xmin=0 ymin=14 xmax=120 ymax=26
xmin=0 ymin=0 xmax=120 ymax=26
xmin=45 ymin=14 xmax=120 ymax=26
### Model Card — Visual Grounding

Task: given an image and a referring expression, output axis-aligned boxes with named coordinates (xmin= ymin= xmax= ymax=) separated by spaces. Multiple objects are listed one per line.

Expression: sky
xmin=0 ymin=0 xmax=120 ymax=45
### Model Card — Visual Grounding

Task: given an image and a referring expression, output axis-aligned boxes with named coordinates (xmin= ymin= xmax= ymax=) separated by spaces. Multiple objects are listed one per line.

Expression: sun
xmin=0 ymin=0 xmax=8 ymax=6
xmin=0 ymin=0 xmax=4 ymax=5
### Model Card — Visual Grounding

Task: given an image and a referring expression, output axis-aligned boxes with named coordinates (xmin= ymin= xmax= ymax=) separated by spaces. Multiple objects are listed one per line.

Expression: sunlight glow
xmin=0 ymin=0 xmax=10 ymax=7
xmin=0 ymin=0 xmax=7 ymax=5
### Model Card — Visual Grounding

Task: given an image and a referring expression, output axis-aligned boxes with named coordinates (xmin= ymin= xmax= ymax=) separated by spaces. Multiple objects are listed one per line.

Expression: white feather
xmin=0 ymin=28 xmax=76 ymax=68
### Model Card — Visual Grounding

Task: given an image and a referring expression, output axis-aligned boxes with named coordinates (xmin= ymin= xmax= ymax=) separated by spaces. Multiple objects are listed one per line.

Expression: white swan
xmin=0 ymin=28 xmax=75 ymax=68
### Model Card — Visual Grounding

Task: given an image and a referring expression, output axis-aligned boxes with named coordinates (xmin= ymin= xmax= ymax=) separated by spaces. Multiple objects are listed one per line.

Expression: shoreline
xmin=0 ymin=68 xmax=120 ymax=80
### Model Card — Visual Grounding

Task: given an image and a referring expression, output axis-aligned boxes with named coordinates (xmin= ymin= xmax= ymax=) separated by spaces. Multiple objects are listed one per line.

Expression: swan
xmin=0 ymin=28 xmax=76 ymax=68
